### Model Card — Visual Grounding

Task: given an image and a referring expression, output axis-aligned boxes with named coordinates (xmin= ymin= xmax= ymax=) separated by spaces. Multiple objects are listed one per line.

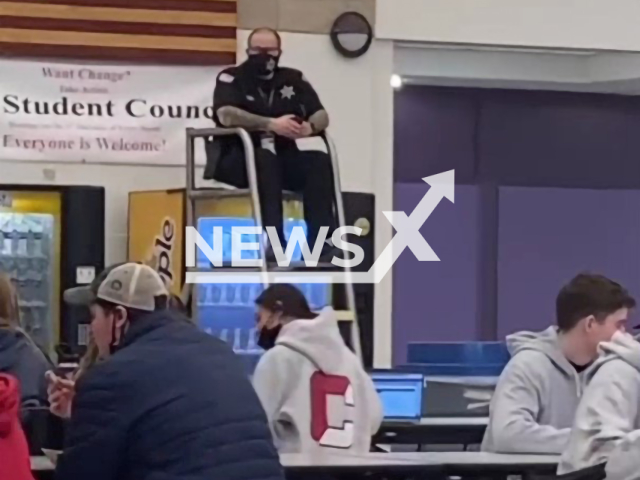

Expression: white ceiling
xmin=394 ymin=43 xmax=640 ymax=95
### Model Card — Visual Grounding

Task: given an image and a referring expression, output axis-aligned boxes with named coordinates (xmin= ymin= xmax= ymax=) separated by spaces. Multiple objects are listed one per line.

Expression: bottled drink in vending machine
xmin=225 ymin=284 xmax=236 ymax=305
xmin=246 ymin=328 xmax=259 ymax=353
xmin=232 ymin=328 xmax=241 ymax=352
xmin=203 ymin=285 xmax=213 ymax=305
xmin=240 ymin=284 xmax=251 ymax=306
xmin=219 ymin=329 xmax=228 ymax=342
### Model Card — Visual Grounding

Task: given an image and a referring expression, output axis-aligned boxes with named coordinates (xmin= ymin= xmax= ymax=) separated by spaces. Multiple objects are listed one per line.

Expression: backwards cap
xmin=64 ymin=263 xmax=168 ymax=311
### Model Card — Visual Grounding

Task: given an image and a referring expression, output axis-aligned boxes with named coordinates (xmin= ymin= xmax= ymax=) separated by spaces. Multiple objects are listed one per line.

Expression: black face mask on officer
xmin=246 ymin=51 xmax=279 ymax=78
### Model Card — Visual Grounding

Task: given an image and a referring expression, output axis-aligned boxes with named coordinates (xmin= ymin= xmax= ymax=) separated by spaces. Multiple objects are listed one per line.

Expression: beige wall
xmin=238 ymin=0 xmax=375 ymax=35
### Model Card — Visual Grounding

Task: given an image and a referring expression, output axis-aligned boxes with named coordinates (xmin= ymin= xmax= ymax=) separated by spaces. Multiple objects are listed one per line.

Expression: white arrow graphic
xmin=185 ymin=169 xmax=455 ymax=284
xmin=369 ymin=170 xmax=455 ymax=283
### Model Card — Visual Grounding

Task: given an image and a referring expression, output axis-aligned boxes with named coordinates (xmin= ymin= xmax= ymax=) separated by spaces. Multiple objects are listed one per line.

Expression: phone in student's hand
xmin=55 ymin=363 xmax=78 ymax=378
xmin=46 ymin=364 xmax=77 ymax=383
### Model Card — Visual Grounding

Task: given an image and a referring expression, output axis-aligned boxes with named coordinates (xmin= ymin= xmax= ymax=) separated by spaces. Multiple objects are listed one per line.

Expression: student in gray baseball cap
xmin=63 ymin=262 xmax=169 ymax=357
xmin=54 ymin=262 xmax=283 ymax=480
xmin=48 ymin=263 xmax=191 ymax=419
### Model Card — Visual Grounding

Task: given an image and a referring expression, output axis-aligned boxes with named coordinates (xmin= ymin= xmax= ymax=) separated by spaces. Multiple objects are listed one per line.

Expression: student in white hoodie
xmin=252 ymin=284 xmax=383 ymax=454
xmin=482 ymin=273 xmax=635 ymax=455
xmin=558 ymin=330 xmax=640 ymax=474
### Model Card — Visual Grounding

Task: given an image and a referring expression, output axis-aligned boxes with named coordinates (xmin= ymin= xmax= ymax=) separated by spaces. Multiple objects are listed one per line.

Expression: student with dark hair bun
xmin=252 ymin=284 xmax=382 ymax=454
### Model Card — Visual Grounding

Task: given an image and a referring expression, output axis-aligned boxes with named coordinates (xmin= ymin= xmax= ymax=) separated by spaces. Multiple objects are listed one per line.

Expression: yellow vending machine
xmin=127 ymin=189 xmax=186 ymax=296
xmin=0 ymin=185 xmax=105 ymax=356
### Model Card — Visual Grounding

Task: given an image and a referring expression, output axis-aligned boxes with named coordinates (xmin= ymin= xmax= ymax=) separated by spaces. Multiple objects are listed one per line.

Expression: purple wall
xmin=392 ymin=184 xmax=481 ymax=365
xmin=394 ymin=88 xmax=477 ymax=184
xmin=392 ymin=85 xmax=640 ymax=364
xmin=497 ymin=187 xmax=640 ymax=337
xmin=395 ymin=86 xmax=640 ymax=188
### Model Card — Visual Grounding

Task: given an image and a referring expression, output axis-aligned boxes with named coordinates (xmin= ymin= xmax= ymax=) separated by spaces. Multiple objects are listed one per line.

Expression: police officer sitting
xmin=208 ymin=27 xmax=336 ymax=260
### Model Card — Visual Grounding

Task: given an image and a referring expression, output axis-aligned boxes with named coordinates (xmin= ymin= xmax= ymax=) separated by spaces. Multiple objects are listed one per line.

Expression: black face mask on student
xmin=246 ymin=53 xmax=279 ymax=78
xmin=257 ymin=324 xmax=282 ymax=351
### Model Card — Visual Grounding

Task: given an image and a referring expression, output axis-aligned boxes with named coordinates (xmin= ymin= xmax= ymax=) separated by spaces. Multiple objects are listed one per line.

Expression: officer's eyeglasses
xmin=247 ymin=47 xmax=281 ymax=57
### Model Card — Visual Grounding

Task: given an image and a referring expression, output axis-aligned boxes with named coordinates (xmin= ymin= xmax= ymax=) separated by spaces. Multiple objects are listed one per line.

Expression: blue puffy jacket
xmin=55 ymin=311 xmax=284 ymax=480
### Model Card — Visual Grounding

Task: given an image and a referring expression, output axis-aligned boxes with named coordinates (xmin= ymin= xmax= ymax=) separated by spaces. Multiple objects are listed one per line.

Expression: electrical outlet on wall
xmin=76 ymin=266 xmax=95 ymax=284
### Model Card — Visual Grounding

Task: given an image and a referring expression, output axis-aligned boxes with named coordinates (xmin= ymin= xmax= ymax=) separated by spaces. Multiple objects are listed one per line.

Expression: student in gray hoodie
xmin=482 ymin=273 xmax=635 ymax=455
xmin=558 ymin=330 xmax=640 ymax=474
xmin=604 ymin=432 xmax=640 ymax=480
xmin=252 ymin=284 xmax=383 ymax=454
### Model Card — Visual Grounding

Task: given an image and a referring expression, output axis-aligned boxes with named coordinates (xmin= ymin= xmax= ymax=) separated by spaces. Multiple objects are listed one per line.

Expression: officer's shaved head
xmin=248 ymin=27 xmax=281 ymax=50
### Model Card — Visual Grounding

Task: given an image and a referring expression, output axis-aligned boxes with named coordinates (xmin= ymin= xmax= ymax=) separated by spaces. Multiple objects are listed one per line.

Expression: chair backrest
xmin=21 ymin=404 xmax=65 ymax=455
xmin=528 ymin=463 xmax=607 ymax=480
xmin=560 ymin=463 xmax=607 ymax=480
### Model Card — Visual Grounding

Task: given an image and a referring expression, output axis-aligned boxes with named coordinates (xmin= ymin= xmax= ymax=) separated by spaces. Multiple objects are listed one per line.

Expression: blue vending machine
xmin=195 ymin=217 xmax=332 ymax=372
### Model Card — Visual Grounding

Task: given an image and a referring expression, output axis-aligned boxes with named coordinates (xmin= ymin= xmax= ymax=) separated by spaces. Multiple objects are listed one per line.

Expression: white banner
xmin=0 ymin=59 xmax=222 ymax=165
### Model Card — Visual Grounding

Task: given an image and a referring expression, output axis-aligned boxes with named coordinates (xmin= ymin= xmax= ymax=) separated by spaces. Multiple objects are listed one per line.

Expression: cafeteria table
xmin=32 ymin=454 xmax=436 ymax=480
xmin=377 ymin=451 xmax=559 ymax=477
xmin=283 ymin=451 xmax=558 ymax=477
xmin=282 ymin=452 xmax=441 ymax=479
xmin=33 ymin=450 xmax=558 ymax=480
xmin=374 ymin=416 xmax=489 ymax=447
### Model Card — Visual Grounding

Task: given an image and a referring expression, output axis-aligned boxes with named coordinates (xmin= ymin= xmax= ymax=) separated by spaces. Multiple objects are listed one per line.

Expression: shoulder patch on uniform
xmin=218 ymin=73 xmax=234 ymax=83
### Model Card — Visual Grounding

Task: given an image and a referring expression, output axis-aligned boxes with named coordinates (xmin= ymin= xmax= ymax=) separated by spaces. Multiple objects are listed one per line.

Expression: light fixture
xmin=390 ymin=74 xmax=403 ymax=89
xmin=330 ymin=12 xmax=373 ymax=59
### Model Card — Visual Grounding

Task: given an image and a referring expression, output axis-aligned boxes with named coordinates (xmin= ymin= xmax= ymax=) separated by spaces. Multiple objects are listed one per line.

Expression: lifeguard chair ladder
xmin=184 ymin=127 xmax=362 ymax=362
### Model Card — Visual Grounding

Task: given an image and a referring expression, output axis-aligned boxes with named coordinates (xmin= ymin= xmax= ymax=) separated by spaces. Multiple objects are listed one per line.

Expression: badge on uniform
xmin=280 ymin=86 xmax=295 ymax=99
xmin=218 ymin=73 xmax=234 ymax=83
xmin=260 ymin=133 xmax=276 ymax=155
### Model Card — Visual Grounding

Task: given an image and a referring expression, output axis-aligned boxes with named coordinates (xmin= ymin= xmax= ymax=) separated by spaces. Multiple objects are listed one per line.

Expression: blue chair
xmin=407 ymin=341 xmax=509 ymax=365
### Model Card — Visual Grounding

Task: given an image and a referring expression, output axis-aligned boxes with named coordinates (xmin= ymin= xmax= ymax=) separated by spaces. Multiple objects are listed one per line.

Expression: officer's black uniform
xmin=208 ymin=61 xmax=336 ymax=251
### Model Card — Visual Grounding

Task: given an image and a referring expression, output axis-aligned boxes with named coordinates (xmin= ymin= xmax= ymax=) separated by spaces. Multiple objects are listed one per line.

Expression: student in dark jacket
xmin=55 ymin=263 xmax=284 ymax=480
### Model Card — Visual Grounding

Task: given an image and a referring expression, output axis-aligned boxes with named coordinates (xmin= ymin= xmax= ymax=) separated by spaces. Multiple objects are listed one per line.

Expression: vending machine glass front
xmin=0 ymin=190 xmax=61 ymax=354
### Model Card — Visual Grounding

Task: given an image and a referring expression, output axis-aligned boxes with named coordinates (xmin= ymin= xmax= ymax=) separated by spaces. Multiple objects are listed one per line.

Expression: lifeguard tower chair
xmin=184 ymin=127 xmax=364 ymax=365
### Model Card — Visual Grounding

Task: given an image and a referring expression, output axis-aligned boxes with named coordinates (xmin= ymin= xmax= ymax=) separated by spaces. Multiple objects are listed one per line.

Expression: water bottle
xmin=219 ymin=329 xmax=228 ymax=342
xmin=204 ymin=285 xmax=213 ymax=306
xmin=247 ymin=328 xmax=259 ymax=353
xmin=225 ymin=284 xmax=236 ymax=305
xmin=232 ymin=328 xmax=241 ymax=352
xmin=211 ymin=285 xmax=222 ymax=304
xmin=240 ymin=284 xmax=251 ymax=306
